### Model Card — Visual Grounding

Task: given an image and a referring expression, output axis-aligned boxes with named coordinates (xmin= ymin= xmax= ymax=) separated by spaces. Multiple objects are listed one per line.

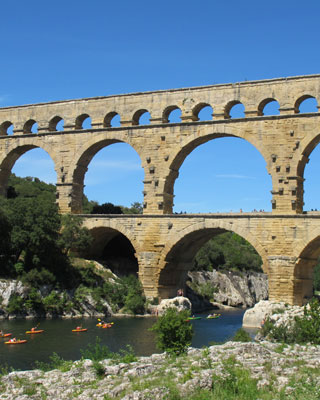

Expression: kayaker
xmin=76 ymin=326 xmax=82 ymax=330
xmin=10 ymin=338 xmax=16 ymax=343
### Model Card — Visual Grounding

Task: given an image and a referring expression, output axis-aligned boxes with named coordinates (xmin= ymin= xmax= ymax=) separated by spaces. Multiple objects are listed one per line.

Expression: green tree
xmin=91 ymin=202 xmax=123 ymax=214
xmin=58 ymin=214 xmax=93 ymax=256
xmin=151 ymin=308 xmax=193 ymax=355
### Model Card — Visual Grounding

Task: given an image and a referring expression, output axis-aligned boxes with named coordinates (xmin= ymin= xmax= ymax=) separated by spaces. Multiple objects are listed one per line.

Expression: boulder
xmin=157 ymin=296 xmax=191 ymax=315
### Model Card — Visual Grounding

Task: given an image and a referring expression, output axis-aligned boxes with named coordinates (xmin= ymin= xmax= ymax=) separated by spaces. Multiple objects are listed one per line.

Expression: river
xmin=0 ymin=308 xmax=252 ymax=371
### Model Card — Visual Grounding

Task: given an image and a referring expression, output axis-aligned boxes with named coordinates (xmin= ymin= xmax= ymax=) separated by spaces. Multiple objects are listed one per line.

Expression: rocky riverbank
xmin=1 ymin=341 xmax=319 ymax=399
xmin=187 ymin=269 xmax=268 ymax=311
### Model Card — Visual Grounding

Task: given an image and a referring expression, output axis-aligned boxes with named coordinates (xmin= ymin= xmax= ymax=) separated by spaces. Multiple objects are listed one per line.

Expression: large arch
xmin=0 ymin=143 xmax=58 ymax=197
xmin=157 ymin=220 xmax=267 ymax=299
xmin=82 ymin=220 xmax=140 ymax=276
xmin=69 ymin=133 xmax=144 ymax=213
xmin=163 ymin=127 xmax=272 ymax=213
xmin=293 ymin=227 xmax=320 ymax=305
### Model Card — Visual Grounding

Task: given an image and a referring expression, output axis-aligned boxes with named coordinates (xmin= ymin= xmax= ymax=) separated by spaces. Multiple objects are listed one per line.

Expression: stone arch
xmin=294 ymin=94 xmax=318 ymax=114
xmin=157 ymin=220 xmax=267 ymax=299
xmin=132 ymin=109 xmax=150 ymax=126
xmin=296 ymin=132 xmax=320 ymax=212
xmin=292 ymin=227 xmax=320 ymax=305
xmin=49 ymin=116 xmax=63 ymax=132
xmin=82 ymin=219 xmax=140 ymax=275
xmin=0 ymin=143 xmax=58 ymax=197
xmin=104 ymin=112 xmax=120 ymax=127
xmin=68 ymin=132 xmax=144 ymax=213
xmin=162 ymin=126 xmax=271 ymax=213
xmin=192 ymin=103 xmax=213 ymax=121
xmin=257 ymin=98 xmax=280 ymax=116
xmin=163 ymin=105 xmax=181 ymax=123
xmin=23 ymin=119 xmax=37 ymax=134
xmin=224 ymin=100 xmax=245 ymax=119
xmin=0 ymin=121 xmax=13 ymax=136
xmin=75 ymin=114 xmax=91 ymax=130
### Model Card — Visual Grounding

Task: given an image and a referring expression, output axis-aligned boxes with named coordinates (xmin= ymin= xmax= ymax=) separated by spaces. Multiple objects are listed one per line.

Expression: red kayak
xmin=5 ymin=339 xmax=27 ymax=345
xmin=0 ymin=333 xmax=12 ymax=338
xmin=72 ymin=328 xmax=87 ymax=332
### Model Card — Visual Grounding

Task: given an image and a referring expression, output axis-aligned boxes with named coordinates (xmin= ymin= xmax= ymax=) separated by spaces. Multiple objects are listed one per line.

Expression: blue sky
xmin=2 ymin=0 xmax=320 ymax=212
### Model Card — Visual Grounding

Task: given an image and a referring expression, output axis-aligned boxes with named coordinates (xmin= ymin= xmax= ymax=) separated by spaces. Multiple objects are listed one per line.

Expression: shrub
xmin=231 ymin=328 xmax=252 ymax=342
xmin=150 ymin=307 xmax=193 ymax=355
xmin=6 ymin=294 xmax=25 ymax=314
xmin=80 ymin=337 xmax=112 ymax=361
xmin=261 ymin=298 xmax=320 ymax=345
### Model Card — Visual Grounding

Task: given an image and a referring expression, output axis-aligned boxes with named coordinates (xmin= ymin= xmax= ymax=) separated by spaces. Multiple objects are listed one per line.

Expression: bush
xmin=231 ymin=328 xmax=252 ymax=342
xmin=150 ymin=308 xmax=193 ymax=355
xmin=261 ymin=298 xmax=320 ymax=344
xmin=6 ymin=294 xmax=25 ymax=314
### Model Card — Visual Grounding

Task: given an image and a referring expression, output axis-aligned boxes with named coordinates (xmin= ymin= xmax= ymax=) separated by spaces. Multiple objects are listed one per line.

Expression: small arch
xmin=84 ymin=227 xmax=139 ymax=275
xmin=225 ymin=101 xmax=245 ymax=119
xmin=132 ymin=109 xmax=150 ymax=126
xmin=75 ymin=114 xmax=91 ymax=130
xmin=49 ymin=116 xmax=64 ymax=132
xmin=192 ymin=103 xmax=213 ymax=121
xmin=23 ymin=119 xmax=38 ymax=134
xmin=104 ymin=112 xmax=121 ymax=127
xmin=295 ymin=95 xmax=318 ymax=114
xmin=163 ymin=105 xmax=181 ymax=123
xmin=258 ymin=98 xmax=280 ymax=116
xmin=0 ymin=121 xmax=14 ymax=136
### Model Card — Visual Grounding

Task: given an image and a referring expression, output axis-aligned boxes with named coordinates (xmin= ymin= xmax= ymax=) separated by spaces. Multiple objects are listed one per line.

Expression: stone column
xmin=56 ymin=182 xmax=84 ymax=214
xmin=137 ymin=251 xmax=162 ymax=298
xmin=267 ymin=256 xmax=298 ymax=305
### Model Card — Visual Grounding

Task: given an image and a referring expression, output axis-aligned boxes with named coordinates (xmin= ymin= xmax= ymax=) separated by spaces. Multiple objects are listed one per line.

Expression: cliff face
xmin=187 ymin=270 xmax=268 ymax=311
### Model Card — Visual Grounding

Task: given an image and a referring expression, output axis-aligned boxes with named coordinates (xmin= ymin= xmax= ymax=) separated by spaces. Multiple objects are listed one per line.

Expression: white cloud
xmin=90 ymin=159 xmax=142 ymax=171
xmin=215 ymin=174 xmax=256 ymax=180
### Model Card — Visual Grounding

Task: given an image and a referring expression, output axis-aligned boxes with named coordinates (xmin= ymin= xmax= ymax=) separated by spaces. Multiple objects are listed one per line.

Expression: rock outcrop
xmin=242 ymin=300 xmax=304 ymax=328
xmin=1 ymin=341 xmax=319 ymax=399
xmin=187 ymin=270 xmax=268 ymax=311
xmin=157 ymin=296 xmax=191 ymax=315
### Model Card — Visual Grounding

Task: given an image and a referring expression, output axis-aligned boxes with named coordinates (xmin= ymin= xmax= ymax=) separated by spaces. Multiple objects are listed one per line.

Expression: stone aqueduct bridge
xmin=1 ymin=74 xmax=320 ymax=305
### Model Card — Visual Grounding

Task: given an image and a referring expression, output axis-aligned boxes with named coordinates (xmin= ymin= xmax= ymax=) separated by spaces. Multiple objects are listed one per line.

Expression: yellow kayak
xmin=26 ymin=330 xmax=44 ymax=334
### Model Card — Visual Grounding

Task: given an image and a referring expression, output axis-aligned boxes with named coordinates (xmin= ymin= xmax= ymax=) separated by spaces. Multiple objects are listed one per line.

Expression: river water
xmin=0 ymin=309 xmax=251 ymax=371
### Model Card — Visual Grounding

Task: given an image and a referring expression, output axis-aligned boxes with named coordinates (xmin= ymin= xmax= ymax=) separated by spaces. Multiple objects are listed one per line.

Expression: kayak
xmin=72 ymin=328 xmax=87 ymax=332
xmin=102 ymin=324 xmax=113 ymax=329
xmin=186 ymin=317 xmax=201 ymax=322
xmin=26 ymin=330 xmax=44 ymax=334
xmin=207 ymin=315 xmax=221 ymax=319
xmin=5 ymin=340 xmax=27 ymax=344
xmin=0 ymin=333 xmax=12 ymax=338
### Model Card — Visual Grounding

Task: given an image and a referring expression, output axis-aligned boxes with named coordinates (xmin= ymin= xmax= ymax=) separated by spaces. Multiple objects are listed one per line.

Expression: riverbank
xmin=1 ymin=340 xmax=319 ymax=399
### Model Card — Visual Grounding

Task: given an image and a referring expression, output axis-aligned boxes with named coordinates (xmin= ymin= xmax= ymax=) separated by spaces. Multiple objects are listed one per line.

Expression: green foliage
xmin=231 ymin=328 xmax=252 ymax=342
xmin=188 ymin=281 xmax=217 ymax=301
xmin=193 ymin=232 xmax=262 ymax=273
xmin=58 ymin=214 xmax=93 ymax=256
xmin=7 ymin=294 xmax=25 ymax=314
xmin=91 ymin=202 xmax=123 ymax=214
xmin=121 ymin=202 xmax=143 ymax=214
xmin=150 ymin=308 xmax=193 ymax=355
xmin=80 ymin=338 xmax=137 ymax=364
xmin=261 ymin=298 xmax=320 ymax=344
xmin=80 ymin=337 xmax=113 ymax=361
xmin=20 ymin=268 xmax=56 ymax=288
xmin=92 ymin=360 xmax=105 ymax=378
xmin=34 ymin=352 xmax=73 ymax=372
xmin=313 ymin=259 xmax=320 ymax=291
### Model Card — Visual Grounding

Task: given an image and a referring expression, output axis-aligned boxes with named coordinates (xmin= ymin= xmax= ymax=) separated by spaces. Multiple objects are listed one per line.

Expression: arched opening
xmin=23 ymin=120 xmax=38 ymax=134
xmin=192 ymin=103 xmax=213 ymax=121
xmin=258 ymin=98 xmax=280 ymax=116
xmin=49 ymin=116 xmax=64 ymax=132
xmin=85 ymin=227 xmax=138 ymax=276
xmin=158 ymin=228 xmax=266 ymax=307
xmin=163 ymin=106 xmax=181 ymax=123
xmin=0 ymin=146 xmax=57 ymax=201
xmin=0 ymin=121 xmax=13 ymax=136
xmin=132 ymin=109 xmax=150 ymax=125
xmin=294 ymin=236 xmax=320 ymax=305
xmin=295 ymin=95 xmax=318 ymax=114
xmin=299 ymin=134 xmax=320 ymax=212
xmin=172 ymin=136 xmax=271 ymax=213
xmin=104 ymin=112 xmax=121 ymax=128
xmin=75 ymin=114 xmax=91 ymax=130
xmin=225 ymin=101 xmax=245 ymax=119
xmin=75 ymin=142 xmax=143 ymax=213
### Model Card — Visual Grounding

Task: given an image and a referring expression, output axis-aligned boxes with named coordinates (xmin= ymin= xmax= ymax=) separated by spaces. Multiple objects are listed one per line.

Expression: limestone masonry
xmin=1 ymin=74 xmax=320 ymax=305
